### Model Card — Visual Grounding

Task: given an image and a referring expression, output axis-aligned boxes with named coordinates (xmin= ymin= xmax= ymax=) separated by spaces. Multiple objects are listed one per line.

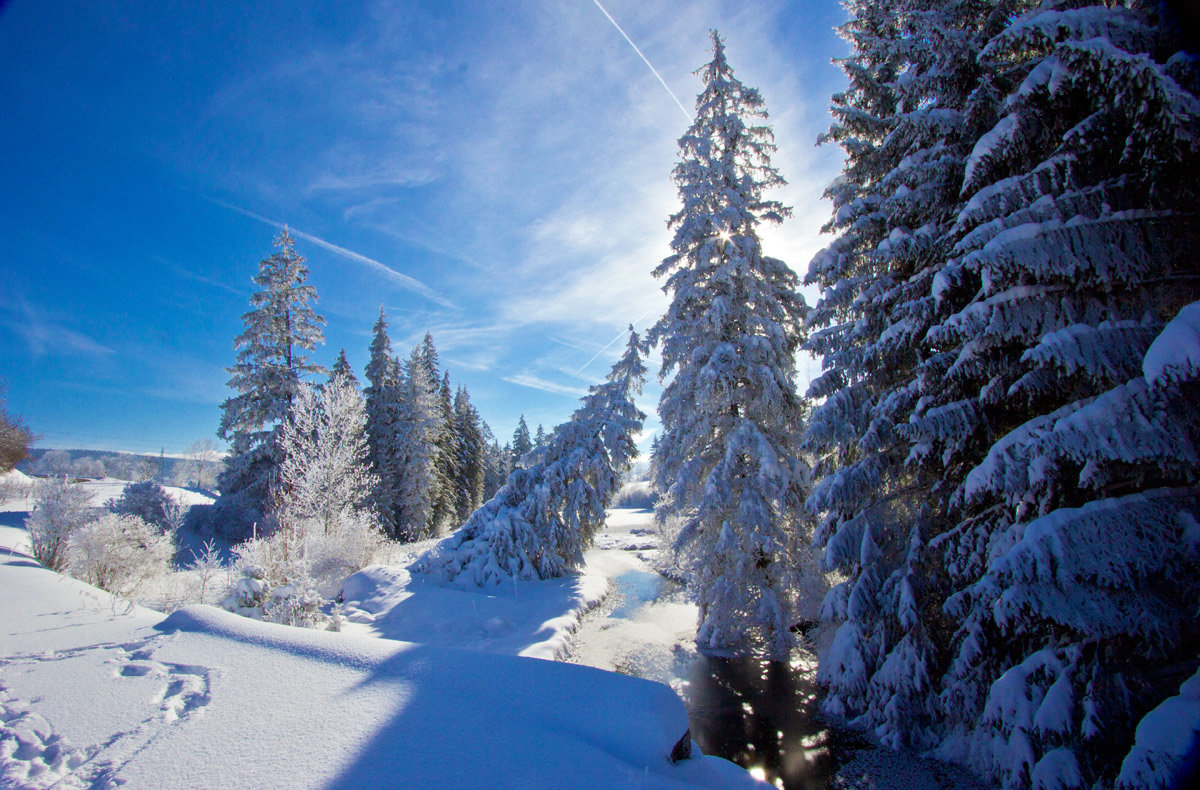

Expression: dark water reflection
xmin=680 ymin=655 xmax=843 ymax=789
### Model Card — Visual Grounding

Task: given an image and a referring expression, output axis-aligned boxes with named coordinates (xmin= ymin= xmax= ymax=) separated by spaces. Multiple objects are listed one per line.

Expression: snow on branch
xmin=975 ymin=487 xmax=1200 ymax=641
xmin=1144 ymin=300 xmax=1200 ymax=386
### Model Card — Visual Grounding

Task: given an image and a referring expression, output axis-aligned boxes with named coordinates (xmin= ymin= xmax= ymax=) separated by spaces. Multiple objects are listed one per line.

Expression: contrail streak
xmin=591 ymin=0 xmax=691 ymax=122
xmin=573 ymin=306 xmax=656 ymax=377
xmin=206 ymin=198 xmax=456 ymax=309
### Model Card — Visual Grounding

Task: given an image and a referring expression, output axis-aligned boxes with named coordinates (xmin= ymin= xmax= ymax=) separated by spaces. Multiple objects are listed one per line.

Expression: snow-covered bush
xmin=223 ymin=563 xmax=271 ymax=617
xmin=219 ymin=508 xmax=384 ymax=627
xmin=305 ymin=510 xmax=387 ymax=595
xmin=68 ymin=513 xmax=173 ymax=598
xmin=221 ymin=552 xmax=327 ymax=629
xmin=0 ymin=472 xmax=30 ymax=505
xmin=106 ymin=480 xmax=184 ymax=533
xmin=187 ymin=539 xmax=226 ymax=605
xmin=27 ymin=476 xmax=94 ymax=571
xmin=261 ymin=583 xmax=325 ymax=628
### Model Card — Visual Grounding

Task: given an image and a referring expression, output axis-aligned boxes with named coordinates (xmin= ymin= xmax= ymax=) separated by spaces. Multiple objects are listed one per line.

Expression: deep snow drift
xmin=0 ymin=497 xmax=761 ymax=788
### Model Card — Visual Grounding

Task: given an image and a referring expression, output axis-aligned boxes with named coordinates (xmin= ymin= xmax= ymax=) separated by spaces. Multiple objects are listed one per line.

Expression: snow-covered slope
xmin=0 ymin=522 xmax=761 ymax=789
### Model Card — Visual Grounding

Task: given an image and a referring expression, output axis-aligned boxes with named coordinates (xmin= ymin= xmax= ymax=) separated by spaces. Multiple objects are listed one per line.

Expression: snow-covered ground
xmin=333 ymin=508 xmax=686 ymax=666
xmin=563 ymin=509 xmax=698 ymax=687
xmin=0 ymin=470 xmax=214 ymax=512
xmin=0 ymin=490 xmax=763 ymax=788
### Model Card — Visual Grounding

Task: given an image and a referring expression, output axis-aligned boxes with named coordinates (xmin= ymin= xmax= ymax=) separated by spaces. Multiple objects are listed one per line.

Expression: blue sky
xmin=0 ymin=0 xmax=847 ymax=456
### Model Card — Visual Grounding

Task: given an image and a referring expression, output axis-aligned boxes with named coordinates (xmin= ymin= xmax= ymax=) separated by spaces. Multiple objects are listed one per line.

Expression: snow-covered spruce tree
xmin=393 ymin=346 xmax=441 ymax=541
xmin=452 ymin=386 xmax=486 ymax=525
xmin=803 ymin=0 xmax=1018 ymax=746
xmin=649 ymin=32 xmax=817 ymax=660
xmin=413 ymin=333 xmax=455 ymax=535
xmin=510 ymin=415 xmax=533 ymax=469
xmin=275 ymin=376 xmax=377 ymax=536
xmin=329 ymin=348 xmax=359 ymax=390
xmin=915 ymin=5 xmax=1200 ymax=786
xmin=432 ymin=371 xmax=460 ymax=532
xmin=216 ymin=229 xmax=325 ymax=534
xmin=420 ymin=329 xmax=647 ymax=586
xmin=364 ymin=308 xmax=403 ymax=536
xmin=481 ymin=434 xmax=507 ymax=501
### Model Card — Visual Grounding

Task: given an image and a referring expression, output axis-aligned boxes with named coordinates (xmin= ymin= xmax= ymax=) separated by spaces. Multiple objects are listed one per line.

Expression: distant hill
xmin=19 ymin=447 xmax=222 ymax=490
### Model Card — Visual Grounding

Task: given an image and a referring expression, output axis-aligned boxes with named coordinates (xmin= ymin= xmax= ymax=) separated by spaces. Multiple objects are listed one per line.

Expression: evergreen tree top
xmin=219 ymin=229 xmax=326 ymax=441
xmin=420 ymin=333 xmax=440 ymax=385
xmin=365 ymin=307 xmax=397 ymax=389
xmin=330 ymin=348 xmax=359 ymax=390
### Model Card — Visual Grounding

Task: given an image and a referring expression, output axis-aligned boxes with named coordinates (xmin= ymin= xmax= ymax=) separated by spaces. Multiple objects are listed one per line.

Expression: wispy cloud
xmin=1 ymin=301 xmax=115 ymax=358
xmin=206 ymin=197 xmax=456 ymax=309
xmin=159 ymin=257 xmax=246 ymax=298
xmin=502 ymin=371 xmax=585 ymax=399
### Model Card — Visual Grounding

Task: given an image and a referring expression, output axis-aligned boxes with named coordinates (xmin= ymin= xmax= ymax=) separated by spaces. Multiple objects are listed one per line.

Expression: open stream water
xmin=569 ymin=512 xmax=981 ymax=789
xmin=569 ymin=559 xmax=853 ymax=789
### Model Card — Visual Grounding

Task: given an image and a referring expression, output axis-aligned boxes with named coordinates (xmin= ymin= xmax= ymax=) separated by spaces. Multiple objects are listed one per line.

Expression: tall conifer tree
xmin=364 ymin=308 xmax=403 ymax=537
xmin=805 ymin=0 xmax=1200 ymax=785
xmin=452 ymin=386 xmax=486 ymax=525
xmin=649 ymin=32 xmax=817 ymax=659
xmin=217 ymin=229 xmax=325 ymax=529
xmin=394 ymin=346 xmax=441 ymax=540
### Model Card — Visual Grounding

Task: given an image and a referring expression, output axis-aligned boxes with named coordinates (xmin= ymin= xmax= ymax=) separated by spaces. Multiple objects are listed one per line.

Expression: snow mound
xmin=0 ymin=522 xmax=764 ymax=789
xmin=337 ymin=560 xmax=609 ymax=660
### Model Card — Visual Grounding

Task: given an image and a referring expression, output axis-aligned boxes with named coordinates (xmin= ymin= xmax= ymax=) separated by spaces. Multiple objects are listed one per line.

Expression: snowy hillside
xmin=0 ymin=510 xmax=761 ymax=788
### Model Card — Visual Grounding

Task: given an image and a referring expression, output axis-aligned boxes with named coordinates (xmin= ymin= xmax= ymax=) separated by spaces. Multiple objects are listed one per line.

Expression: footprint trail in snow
xmin=0 ymin=633 xmax=216 ymax=789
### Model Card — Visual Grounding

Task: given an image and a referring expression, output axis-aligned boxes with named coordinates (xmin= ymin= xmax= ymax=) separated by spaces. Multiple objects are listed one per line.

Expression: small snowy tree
xmin=510 ymin=416 xmax=533 ymax=468
xmin=649 ymin=31 xmax=817 ymax=659
xmin=27 ymin=476 xmax=94 ymax=571
xmin=420 ymin=329 xmax=648 ymax=586
xmin=275 ymin=376 xmax=377 ymax=537
xmin=68 ymin=513 xmax=173 ymax=598
xmin=185 ymin=438 xmax=217 ymax=490
xmin=216 ymin=229 xmax=325 ymax=532
xmin=329 ymin=348 xmax=359 ymax=390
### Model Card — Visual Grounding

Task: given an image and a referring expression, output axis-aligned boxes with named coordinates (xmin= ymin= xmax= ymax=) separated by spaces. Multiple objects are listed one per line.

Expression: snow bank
xmin=338 ymin=557 xmax=609 ymax=660
xmin=1 ymin=520 xmax=758 ymax=789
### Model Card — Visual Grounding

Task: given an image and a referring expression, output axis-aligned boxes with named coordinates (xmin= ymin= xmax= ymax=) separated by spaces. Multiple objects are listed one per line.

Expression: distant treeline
xmin=18 ymin=447 xmax=222 ymax=490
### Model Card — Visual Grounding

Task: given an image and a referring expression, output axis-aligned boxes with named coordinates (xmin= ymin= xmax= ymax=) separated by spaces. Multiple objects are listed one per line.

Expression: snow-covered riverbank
xmin=0 ymin=500 xmax=765 ymax=788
